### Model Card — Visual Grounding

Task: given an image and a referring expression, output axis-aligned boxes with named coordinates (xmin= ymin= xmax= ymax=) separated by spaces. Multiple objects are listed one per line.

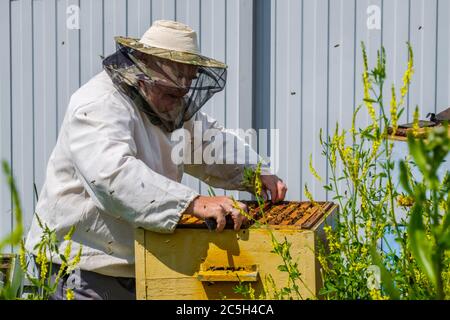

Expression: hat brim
xmin=115 ymin=36 xmax=227 ymax=69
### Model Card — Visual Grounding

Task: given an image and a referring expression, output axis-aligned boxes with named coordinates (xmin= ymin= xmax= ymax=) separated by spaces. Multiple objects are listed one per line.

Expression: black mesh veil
xmin=103 ymin=43 xmax=227 ymax=132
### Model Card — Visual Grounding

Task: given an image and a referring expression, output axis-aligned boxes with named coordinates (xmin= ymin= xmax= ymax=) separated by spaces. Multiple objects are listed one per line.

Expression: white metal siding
xmin=254 ymin=0 xmax=448 ymax=202
xmin=0 ymin=0 xmax=253 ymax=246
xmin=2 ymin=0 xmax=450 ymax=243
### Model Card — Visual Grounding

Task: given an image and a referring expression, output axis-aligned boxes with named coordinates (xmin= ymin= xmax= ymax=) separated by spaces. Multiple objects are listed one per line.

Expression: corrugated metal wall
xmin=254 ymin=0 xmax=450 ymax=201
xmin=0 ymin=0 xmax=253 ymax=247
xmin=2 ymin=0 xmax=450 ymax=243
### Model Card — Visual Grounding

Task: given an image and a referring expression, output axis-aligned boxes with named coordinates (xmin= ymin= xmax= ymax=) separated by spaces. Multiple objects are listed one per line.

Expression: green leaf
xmin=442 ymin=204 xmax=450 ymax=231
xmin=370 ymin=246 xmax=401 ymax=300
xmin=319 ymin=284 xmax=337 ymax=295
xmin=399 ymin=161 xmax=413 ymax=195
xmin=407 ymin=135 xmax=429 ymax=176
xmin=441 ymin=172 xmax=450 ymax=193
xmin=277 ymin=265 xmax=288 ymax=272
xmin=439 ymin=228 xmax=450 ymax=249
xmin=408 ymin=204 xmax=438 ymax=288
xmin=207 ymin=186 xmax=216 ymax=197
xmin=59 ymin=254 xmax=67 ymax=263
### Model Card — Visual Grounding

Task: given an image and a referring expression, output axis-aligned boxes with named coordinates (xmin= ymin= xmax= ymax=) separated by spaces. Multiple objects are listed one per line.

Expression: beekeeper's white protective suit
xmin=25 ymin=70 xmax=265 ymax=277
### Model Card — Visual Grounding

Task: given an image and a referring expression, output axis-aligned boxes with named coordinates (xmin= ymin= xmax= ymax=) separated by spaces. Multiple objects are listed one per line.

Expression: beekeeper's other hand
xmin=260 ymin=175 xmax=288 ymax=204
xmin=184 ymin=196 xmax=248 ymax=232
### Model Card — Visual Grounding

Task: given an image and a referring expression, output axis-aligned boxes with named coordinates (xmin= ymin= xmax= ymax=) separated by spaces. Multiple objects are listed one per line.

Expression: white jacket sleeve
xmin=67 ymin=96 xmax=199 ymax=233
xmin=184 ymin=111 xmax=271 ymax=191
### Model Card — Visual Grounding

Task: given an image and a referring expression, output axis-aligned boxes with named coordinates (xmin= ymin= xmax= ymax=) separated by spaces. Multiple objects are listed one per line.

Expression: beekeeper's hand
xmin=260 ymin=175 xmax=288 ymax=204
xmin=184 ymin=196 xmax=248 ymax=232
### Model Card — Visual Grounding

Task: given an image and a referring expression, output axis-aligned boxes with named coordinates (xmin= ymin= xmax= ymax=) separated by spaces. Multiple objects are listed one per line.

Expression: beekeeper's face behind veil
xmin=133 ymin=52 xmax=198 ymax=117
xmin=103 ymin=20 xmax=227 ymax=132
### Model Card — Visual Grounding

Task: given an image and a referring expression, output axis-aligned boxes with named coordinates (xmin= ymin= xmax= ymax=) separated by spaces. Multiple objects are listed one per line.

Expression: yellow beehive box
xmin=135 ymin=201 xmax=337 ymax=300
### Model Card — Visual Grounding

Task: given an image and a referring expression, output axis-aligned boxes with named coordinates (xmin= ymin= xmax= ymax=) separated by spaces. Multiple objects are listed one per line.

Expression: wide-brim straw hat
xmin=115 ymin=20 xmax=227 ymax=69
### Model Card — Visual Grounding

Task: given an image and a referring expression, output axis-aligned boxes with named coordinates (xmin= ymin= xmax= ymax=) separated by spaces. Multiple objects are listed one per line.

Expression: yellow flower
xmin=343 ymin=230 xmax=350 ymax=241
xmin=372 ymin=137 xmax=381 ymax=153
xmin=362 ymin=138 xmax=380 ymax=178
xmin=440 ymin=200 xmax=448 ymax=212
xmin=351 ymin=107 xmax=359 ymax=137
xmin=330 ymin=128 xmax=343 ymax=169
xmin=342 ymin=146 xmax=352 ymax=163
xmin=64 ymin=241 xmax=72 ymax=261
xmin=39 ymin=259 xmax=48 ymax=281
xmin=370 ymin=288 xmax=389 ymax=300
xmin=362 ymin=44 xmax=378 ymax=128
xmin=304 ymin=184 xmax=317 ymax=207
xmin=67 ymin=246 xmax=82 ymax=273
xmin=318 ymin=254 xmax=329 ymax=272
xmin=354 ymin=262 xmax=366 ymax=272
xmin=361 ymin=246 xmax=369 ymax=255
xmin=399 ymin=44 xmax=414 ymax=106
xmin=361 ymin=198 xmax=368 ymax=211
xmin=376 ymin=223 xmax=386 ymax=240
xmin=330 ymin=147 xmax=337 ymax=169
xmin=323 ymin=225 xmax=341 ymax=252
xmin=339 ymin=145 xmax=357 ymax=182
xmin=35 ymin=248 xmax=43 ymax=264
xmin=329 ymin=239 xmax=341 ymax=252
xmin=64 ymin=226 xmax=76 ymax=241
xmin=397 ymin=195 xmax=414 ymax=207
xmin=309 ymin=154 xmax=323 ymax=182
xmin=232 ymin=198 xmax=252 ymax=221
xmin=254 ymin=162 xmax=263 ymax=198
xmin=414 ymin=269 xmax=425 ymax=283
xmin=19 ymin=241 xmax=27 ymax=271
xmin=412 ymin=106 xmax=420 ymax=137
xmin=66 ymin=288 xmax=75 ymax=300
xmin=36 ymin=248 xmax=48 ymax=280
xmin=365 ymin=99 xmax=377 ymax=128
xmin=390 ymin=85 xmax=398 ymax=135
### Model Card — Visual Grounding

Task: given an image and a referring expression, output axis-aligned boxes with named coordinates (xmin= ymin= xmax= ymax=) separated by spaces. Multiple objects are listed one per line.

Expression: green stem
xmin=434 ymin=247 xmax=445 ymax=300
xmin=329 ymin=162 xmax=349 ymax=236
xmin=432 ymin=189 xmax=440 ymax=226
xmin=47 ymin=249 xmax=53 ymax=299
xmin=378 ymin=86 xmax=411 ymax=288
xmin=379 ymin=94 xmax=403 ymax=243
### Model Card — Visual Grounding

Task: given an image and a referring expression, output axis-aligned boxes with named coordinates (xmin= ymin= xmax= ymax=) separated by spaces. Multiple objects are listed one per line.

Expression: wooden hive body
xmin=135 ymin=201 xmax=337 ymax=300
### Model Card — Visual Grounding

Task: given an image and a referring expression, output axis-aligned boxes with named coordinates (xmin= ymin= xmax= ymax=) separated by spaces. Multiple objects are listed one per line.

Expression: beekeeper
xmin=25 ymin=20 xmax=287 ymax=300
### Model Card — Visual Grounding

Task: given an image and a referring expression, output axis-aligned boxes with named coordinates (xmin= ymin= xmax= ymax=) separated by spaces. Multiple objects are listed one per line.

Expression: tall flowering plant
xmin=0 ymin=161 xmax=81 ymax=300
xmin=230 ymin=163 xmax=308 ymax=300
xmin=314 ymin=43 xmax=450 ymax=300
